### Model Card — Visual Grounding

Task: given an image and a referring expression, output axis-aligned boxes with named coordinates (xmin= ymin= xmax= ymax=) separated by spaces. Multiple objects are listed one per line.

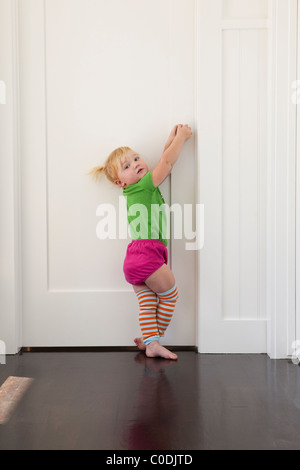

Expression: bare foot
xmin=146 ymin=341 xmax=178 ymax=361
xmin=134 ymin=337 xmax=146 ymax=351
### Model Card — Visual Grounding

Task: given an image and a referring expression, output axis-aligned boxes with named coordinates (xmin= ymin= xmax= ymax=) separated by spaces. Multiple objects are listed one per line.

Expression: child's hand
xmin=176 ymin=124 xmax=192 ymax=141
xmin=154 ymin=124 xmax=192 ymax=187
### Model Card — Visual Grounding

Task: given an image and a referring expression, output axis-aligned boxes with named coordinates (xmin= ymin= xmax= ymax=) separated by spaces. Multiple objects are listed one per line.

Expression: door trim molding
xmin=267 ymin=0 xmax=298 ymax=358
xmin=0 ymin=0 xmax=22 ymax=354
xmin=296 ymin=0 xmax=300 ymax=348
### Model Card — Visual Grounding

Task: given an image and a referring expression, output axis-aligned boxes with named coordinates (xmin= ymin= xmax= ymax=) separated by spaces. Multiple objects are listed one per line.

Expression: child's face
xmin=115 ymin=150 xmax=148 ymax=188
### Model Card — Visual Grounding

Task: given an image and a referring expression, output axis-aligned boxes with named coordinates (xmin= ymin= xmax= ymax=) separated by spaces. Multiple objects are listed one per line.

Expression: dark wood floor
xmin=0 ymin=351 xmax=300 ymax=450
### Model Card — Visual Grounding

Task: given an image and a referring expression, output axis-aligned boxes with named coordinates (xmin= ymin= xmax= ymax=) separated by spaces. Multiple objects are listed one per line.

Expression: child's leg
xmin=133 ymin=263 xmax=177 ymax=339
xmin=156 ymin=284 xmax=179 ymax=339
xmin=146 ymin=264 xmax=178 ymax=336
xmin=133 ymin=264 xmax=179 ymax=360
xmin=145 ymin=263 xmax=176 ymax=294
xmin=145 ymin=264 xmax=179 ymax=360
xmin=135 ymin=287 xmax=160 ymax=347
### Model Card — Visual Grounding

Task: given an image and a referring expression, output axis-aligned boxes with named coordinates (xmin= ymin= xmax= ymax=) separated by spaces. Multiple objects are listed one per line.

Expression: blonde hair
xmin=89 ymin=146 xmax=132 ymax=184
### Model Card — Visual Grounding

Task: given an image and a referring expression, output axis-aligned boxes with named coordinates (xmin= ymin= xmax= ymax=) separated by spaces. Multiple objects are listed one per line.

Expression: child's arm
xmin=152 ymin=124 xmax=192 ymax=187
xmin=163 ymin=125 xmax=179 ymax=151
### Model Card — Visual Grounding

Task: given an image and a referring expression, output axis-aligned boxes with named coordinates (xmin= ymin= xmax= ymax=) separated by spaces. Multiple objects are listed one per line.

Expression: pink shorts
xmin=123 ymin=240 xmax=168 ymax=286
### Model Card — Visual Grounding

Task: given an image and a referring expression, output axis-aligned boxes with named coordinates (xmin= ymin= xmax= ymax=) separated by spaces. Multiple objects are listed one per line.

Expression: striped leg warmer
xmin=156 ymin=285 xmax=179 ymax=338
xmin=136 ymin=288 xmax=160 ymax=346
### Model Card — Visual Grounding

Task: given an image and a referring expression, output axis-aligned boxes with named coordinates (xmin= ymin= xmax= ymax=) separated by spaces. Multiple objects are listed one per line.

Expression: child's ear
xmin=114 ymin=179 xmax=126 ymax=188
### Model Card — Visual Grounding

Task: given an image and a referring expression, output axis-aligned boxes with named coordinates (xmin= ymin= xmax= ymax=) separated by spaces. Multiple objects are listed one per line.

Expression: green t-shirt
xmin=123 ymin=172 xmax=167 ymax=246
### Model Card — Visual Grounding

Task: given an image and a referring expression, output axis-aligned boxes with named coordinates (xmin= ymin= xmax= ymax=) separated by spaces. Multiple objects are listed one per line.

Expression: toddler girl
xmin=90 ymin=124 xmax=192 ymax=359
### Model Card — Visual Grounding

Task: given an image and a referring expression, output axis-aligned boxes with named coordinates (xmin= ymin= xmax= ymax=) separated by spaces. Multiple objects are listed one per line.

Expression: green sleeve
xmin=139 ymin=171 xmax=155 ymax=192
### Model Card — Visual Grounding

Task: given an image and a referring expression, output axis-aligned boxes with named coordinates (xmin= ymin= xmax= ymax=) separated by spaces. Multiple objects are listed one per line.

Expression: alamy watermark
xmin=96 ymin=196 xmax=204 ymax=251
xmin=0 ymin=340 xmax=6 ymax=365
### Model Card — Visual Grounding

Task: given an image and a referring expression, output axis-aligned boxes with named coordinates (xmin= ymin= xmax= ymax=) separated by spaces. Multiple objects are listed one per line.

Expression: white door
xmin=197 ymin=0 xmax=269 ymax=352
xmin=20 ymin=0 xmax=197 ymax=347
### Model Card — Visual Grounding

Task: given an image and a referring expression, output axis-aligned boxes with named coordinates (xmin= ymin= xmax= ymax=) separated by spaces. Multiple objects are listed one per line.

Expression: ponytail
xmin=88 ymin=165 xmax=106 ymax=180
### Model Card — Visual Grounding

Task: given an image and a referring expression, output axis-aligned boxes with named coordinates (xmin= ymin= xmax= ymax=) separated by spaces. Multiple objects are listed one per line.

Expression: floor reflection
xmin=0 ymin=376 xmax=34 ymax=424
xmin=123 ymin=353 xmax=178 ymax=450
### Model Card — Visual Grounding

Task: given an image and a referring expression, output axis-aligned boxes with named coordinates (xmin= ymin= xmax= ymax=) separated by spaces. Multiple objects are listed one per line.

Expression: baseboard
xmin=20 ymin=346 xmax=198 ymax=353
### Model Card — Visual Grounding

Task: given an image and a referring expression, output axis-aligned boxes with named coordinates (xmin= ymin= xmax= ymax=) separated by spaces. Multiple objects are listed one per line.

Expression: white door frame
xmin=267 ymin=0 xmax=298 ymax=359
xmin=296 ymin=0 xmax=300 ymax=350
xmin=0 ymin=0 xmax=21 ymax=355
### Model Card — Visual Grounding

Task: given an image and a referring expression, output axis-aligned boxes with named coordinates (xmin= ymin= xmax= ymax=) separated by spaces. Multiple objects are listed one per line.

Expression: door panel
xmin=20 ymin=0 xmax=196 ymax=347
xmin=197 ymin=0 xmax=269 ymax=352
